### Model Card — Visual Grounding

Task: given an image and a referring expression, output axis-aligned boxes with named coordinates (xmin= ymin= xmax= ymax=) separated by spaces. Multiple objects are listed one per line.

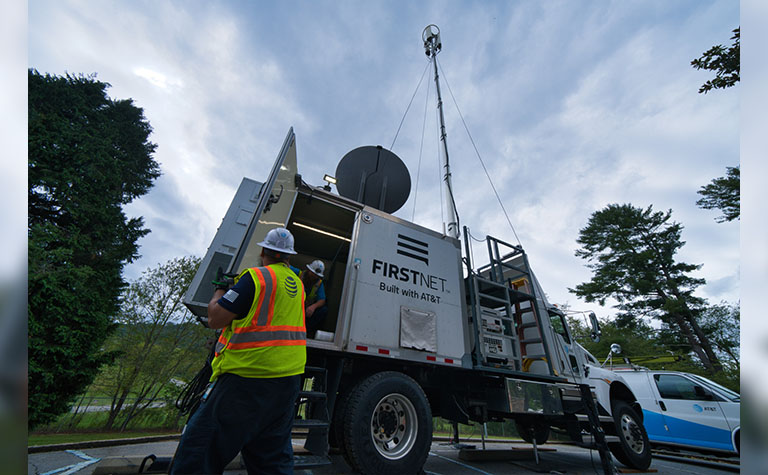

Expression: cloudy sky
xmin=27 ymin=0 xmax=740 ymax=318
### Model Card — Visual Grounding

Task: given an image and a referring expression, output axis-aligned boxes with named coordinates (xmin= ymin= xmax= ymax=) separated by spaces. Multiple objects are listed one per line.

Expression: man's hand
xmin=212 ymin=267 xmax=235 ymax=290
xmin=306 ymin=305 xmax=316 ymax=318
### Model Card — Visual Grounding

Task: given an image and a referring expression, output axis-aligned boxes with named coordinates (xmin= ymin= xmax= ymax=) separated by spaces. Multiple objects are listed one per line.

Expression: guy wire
xmin=436 ymin=57 xmax=522 ymax=247
xmin=390 ymin=61 xmax=430 ymax=150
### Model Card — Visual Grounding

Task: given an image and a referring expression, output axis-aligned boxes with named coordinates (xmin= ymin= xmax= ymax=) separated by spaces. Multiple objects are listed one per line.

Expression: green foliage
xmin=698 ymin=302 xmax=740 ymax=370
xmin=567 ymin=315 xmax=669 ymax=363
xmin=90 ymin=256 xmax=211 ymax=431
xmin=692 ymin=29 xmax=739 ymax=224
xmin=28 ymin=70 xmax=160 ymax=429
xmin=696 ymin=166 xmax=740 ymax=222
xmin=691 ymin=27 xmax=739 ymax=94
xmin=568 ymin=313 xmax=739 ymax=392
xmin=570 ymin=204 xmax=703 ymax=309
xmin=570 ymin=204 xmax=722 ymax=373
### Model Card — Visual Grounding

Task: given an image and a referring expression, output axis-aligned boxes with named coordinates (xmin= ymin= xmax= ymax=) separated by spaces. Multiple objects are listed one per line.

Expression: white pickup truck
xmin=613 ymin=368 xmax=740 ymax=455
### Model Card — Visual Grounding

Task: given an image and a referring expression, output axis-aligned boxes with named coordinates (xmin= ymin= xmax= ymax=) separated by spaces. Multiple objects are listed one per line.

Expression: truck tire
xmin=514 ymin=420 xmax=550 ymax=445
xmin=608 ymin=400 xmax=651 ymax=470
xmin=330 ymin=387 xmax=350 ymax=455
xmin=342 ymin=371 xmax=432 ymax=474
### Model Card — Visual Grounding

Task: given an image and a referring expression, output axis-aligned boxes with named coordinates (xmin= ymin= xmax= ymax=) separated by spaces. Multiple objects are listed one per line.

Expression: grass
xmin=29 ymin=430 xmax=180 ymax=446
xmin=31 ymin=430 xmax=509 ymax=447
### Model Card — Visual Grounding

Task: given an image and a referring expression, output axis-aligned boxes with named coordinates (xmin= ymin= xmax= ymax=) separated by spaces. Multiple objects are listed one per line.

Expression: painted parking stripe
xmin=429 ymin=451 xmax=494 ymax=475
xmin=41 ymin=450 xmax=100 ymax=475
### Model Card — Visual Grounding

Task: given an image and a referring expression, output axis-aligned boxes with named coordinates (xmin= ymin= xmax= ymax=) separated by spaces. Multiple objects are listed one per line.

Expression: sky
xmin=25 ymin=0 xmax=741 ymax=320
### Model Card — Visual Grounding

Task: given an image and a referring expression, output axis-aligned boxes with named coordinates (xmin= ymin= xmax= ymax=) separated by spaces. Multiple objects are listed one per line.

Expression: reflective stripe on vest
xmin=215 ymin=328 xmax=306 ymax=353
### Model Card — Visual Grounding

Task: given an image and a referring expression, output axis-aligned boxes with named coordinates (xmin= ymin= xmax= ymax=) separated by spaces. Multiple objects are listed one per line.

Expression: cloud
xmin=29 ymin=0 xmax=739 ymax=313
xmin=133 ymin=67 xmax=184 ymax=89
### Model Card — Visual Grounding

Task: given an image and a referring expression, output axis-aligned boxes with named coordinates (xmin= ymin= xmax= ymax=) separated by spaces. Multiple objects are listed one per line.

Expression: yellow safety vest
xmin=299 ymin=270 xmax=323 ymax=304
xmin=210 ymin=263 xmax=306 ymax=380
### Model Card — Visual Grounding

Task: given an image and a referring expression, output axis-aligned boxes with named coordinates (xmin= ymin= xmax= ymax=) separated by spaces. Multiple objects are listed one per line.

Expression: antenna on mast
xmin=423 ymin=24 xmax=459 ymax=239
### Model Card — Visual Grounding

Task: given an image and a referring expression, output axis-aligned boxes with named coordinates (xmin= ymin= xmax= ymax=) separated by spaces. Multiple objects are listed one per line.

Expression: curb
xmin=28 ymin=434 xmax=181 ymax=454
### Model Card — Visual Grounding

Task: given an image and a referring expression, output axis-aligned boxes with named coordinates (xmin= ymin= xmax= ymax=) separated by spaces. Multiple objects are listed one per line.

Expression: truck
xmin=613 ymin=367 xmax=740 ymax=455
xmin=179 ymin=126 xmax=653 ymax=474
xmin=171 ymin=26 xmax=656 ymax=474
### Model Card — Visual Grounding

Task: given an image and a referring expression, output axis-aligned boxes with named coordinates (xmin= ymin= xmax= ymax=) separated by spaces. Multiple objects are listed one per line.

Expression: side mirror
xmin=602 ymin=343 xmax=622 ymax=367
xmin=589 ymin=312 xmax=601 ymax=342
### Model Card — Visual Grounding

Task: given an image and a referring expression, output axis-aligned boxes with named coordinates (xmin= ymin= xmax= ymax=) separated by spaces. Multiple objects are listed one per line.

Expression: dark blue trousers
xmin=170 ymin=373 xmax=300 ymax=475
xmin=306 ymin=306 xmax=328 ymax=338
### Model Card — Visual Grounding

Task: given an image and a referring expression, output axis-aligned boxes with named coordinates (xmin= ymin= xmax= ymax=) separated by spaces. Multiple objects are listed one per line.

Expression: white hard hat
xmin=306 ymin=260 xmax=325 ymax=277
xmin=258 ymin=227 xmax=297 ymax=255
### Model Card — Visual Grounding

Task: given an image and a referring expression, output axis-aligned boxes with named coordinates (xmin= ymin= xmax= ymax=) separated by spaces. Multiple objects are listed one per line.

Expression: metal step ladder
xmin=577 ymin=384 xmax=617 ymax=475
xmin=293 ymin=365 xmax=333 ymax=469
xmin=509 ymin=279 xmax=550 ymax=371
xmin=463 ymin=228 xmax=555 ymax=376
xmin=469 ymin=276 xmax=523 ymax=370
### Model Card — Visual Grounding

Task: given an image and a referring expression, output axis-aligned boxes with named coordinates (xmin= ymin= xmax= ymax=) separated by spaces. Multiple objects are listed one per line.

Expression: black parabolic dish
xmin=335 ymin=145 xmax=411 ymax=214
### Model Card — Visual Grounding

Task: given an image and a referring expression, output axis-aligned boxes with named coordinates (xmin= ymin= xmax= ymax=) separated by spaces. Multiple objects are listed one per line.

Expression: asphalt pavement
xmin=28 ymin=438 xmax=739 ymax=475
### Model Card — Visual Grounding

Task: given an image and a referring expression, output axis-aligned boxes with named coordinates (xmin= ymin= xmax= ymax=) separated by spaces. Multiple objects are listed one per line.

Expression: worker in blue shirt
xmin=293 ymin=260 xmax=327 ymax=338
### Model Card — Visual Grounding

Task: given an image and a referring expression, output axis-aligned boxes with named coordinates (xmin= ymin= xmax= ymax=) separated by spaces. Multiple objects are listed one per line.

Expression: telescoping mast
xmin=423 ymin=24 xmax=460 ymax=240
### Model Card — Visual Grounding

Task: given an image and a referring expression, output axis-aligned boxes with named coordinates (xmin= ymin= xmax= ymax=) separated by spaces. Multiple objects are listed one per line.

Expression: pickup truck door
xmin=650 ymin=373 xmax=734 ymax=451
xmin=547 ymin=309 xmax=582 ymax=380
xmin=627 ymin=372 xmax=668 ymax=441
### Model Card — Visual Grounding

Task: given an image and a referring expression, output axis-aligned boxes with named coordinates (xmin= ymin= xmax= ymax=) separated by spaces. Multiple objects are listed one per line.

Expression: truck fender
xmin=609 ymin=380 xmax=643 ymax=422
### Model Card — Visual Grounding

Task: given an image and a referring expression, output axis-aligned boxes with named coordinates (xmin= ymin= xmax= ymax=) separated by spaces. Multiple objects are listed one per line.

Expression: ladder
xmin=293 ymin=365 xmax=333 ymax=469
xmin=577 ymin=384 xmax=617 ymax=474
xmin=463 ymin=228 xmax=555 ymax=376
xmin=468 ymin=275 xmax=523 ymax=370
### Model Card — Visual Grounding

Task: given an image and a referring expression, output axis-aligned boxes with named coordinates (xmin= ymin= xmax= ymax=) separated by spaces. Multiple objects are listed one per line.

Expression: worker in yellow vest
xmin=171 ymin=227 xmax=306 ymax=475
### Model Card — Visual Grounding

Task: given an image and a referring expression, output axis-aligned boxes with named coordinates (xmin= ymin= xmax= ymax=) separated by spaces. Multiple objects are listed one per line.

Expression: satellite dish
xmin=335 ymin=145 xmax=411 ymax=213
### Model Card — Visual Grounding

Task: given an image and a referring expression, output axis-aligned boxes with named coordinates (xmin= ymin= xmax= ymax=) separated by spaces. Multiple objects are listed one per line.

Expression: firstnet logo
xmin=397 ymin=234 xmax=429 ymax=265
xmin=372 ymin=259 xmax=448 ymax=292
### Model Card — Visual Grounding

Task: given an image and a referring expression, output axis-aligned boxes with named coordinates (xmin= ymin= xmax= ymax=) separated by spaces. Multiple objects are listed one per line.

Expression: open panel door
xmin=182 ymin=127 xmax=299 ymax=317
xmin=230 ymin=127 xmax=299 ymax=273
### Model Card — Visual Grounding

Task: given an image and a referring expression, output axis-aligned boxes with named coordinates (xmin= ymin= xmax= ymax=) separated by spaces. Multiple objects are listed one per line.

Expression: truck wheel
xmin=514 ymin=420 xmax=550 ymax=445
xmin=342 ymin=371 xmax=432 ymax=474
xmin=330 ymin=387 xmax=350 ymax=459
xmin=608 ymin=401 xmax=651 ymax=470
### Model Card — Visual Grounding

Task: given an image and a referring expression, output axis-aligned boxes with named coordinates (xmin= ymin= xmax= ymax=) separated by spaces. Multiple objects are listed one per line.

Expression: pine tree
xmin=28 ymin=70 xmax=160 ymax=428
xmin=570 ymin=204 xmax=722 ymax=373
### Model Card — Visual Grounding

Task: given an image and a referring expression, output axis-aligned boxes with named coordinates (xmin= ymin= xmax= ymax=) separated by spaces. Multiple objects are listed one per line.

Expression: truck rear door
xmin=183 ymin=128 xmax=299 ymax=315
xmin=229 ymin=127 xmax=300 ymax=272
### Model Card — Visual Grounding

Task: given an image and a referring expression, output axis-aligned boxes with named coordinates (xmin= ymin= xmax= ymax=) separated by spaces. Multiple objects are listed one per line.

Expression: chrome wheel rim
xmin=370 ymin=393 xmax=418 ymax=460
xmin=619 ymin=413 xmax=645 ymax=454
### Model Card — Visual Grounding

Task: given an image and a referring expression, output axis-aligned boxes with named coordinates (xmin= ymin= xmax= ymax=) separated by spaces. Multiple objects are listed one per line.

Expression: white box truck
xmin=180 ymin=128 xmax=653 ymax=474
